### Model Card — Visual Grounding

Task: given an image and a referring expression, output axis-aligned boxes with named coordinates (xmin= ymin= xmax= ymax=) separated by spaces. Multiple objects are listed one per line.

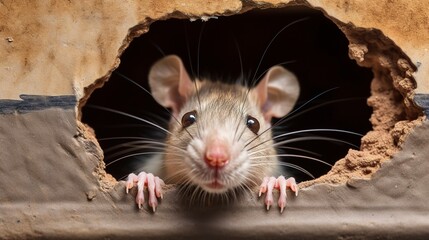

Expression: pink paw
xmin=126 ymin=172 xmax=165 ymax=212
xmin=259 ymin=176 xmax=298 ymax=213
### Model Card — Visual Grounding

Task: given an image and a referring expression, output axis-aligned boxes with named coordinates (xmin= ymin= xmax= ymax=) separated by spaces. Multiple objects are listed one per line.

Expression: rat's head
xmin=148 ymin=55 xmax=299 ymax=194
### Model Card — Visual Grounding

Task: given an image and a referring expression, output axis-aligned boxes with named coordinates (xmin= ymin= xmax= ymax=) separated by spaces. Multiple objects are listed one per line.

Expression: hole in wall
xmin=81 ymin=6 xmax=379 ymax=184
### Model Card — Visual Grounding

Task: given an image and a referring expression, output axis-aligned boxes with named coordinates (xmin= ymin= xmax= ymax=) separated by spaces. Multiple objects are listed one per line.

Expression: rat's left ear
xmin=251 ymin=66 xmax=300 ymax=122
xmin=148 ymin=55 xmax=194 ymax=117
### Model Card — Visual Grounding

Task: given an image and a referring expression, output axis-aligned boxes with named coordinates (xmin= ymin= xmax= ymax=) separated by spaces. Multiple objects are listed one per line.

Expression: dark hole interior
xmin=81 ymin=6 xmax=373 ymax=183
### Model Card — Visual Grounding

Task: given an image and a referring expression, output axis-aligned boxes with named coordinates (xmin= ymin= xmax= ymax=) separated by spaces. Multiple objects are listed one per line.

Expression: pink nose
xmin=204 ymin=139 xmax=230 ymax=168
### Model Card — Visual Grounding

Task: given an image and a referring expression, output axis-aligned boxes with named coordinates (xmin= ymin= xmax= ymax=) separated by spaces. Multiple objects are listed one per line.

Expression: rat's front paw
xmin=259 ymin=176 xmax=298 ymax=213
xmin=126 ymin=172 xmax=165 ymax=212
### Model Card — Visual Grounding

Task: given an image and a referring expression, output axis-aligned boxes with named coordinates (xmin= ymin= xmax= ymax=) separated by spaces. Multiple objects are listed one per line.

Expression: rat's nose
xmin=204 ymin=138 xmax=230 ymax=168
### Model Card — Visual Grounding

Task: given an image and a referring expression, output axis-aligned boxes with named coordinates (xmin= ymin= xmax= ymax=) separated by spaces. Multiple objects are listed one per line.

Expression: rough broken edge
xmin=74 ymin=2 xmax=426 ymax=192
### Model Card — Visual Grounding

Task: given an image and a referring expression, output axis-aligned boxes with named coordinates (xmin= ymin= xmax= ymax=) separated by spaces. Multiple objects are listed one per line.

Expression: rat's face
xmin=148 ymin=55 xmax=300 ymax=194
xmin=165 ymin=82 xmax=277 ymax=193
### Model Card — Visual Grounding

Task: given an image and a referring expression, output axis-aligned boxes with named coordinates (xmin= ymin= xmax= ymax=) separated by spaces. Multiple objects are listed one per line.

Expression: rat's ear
xmin=148 ymin=55 xmax=194 ymax=117
xmin=252 ymin=66 xmax=300 ymax=122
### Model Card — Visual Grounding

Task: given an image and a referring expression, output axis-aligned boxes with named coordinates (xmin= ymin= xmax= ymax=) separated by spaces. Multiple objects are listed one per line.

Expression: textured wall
xmin=0 ymin=0 xmax=428 ymax=239
xmin=1 ymin=0 xmax=428 ymax=100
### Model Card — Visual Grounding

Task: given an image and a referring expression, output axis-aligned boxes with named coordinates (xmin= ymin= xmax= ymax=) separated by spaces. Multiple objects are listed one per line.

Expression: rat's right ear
xmin=148 ymin=55 xmax=194 ymax=117
xmin=251 ymin=66 xmax=300 ymax=122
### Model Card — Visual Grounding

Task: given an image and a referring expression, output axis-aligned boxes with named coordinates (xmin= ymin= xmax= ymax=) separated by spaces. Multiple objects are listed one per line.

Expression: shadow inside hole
xmin=81 ymin=6 xmax=373 ymax=182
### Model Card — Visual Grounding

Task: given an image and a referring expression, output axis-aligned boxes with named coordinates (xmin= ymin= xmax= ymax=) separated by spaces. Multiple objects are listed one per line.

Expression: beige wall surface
xmin=0 ymin=1 xmax=428 ymax=239
xmin=0 ymin=0 xmax=428 ymax=101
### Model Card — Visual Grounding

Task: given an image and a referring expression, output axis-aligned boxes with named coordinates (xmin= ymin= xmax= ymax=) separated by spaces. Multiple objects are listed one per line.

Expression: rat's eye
xmin=246 ymin=115 xmax=260 ymax=134
xmin=182 ymin=110 xmax=197 ymax=128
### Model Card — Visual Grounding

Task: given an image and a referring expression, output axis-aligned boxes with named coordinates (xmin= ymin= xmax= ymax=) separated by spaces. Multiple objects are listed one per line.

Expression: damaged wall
xmin=0 ymin=0 xmax=428 ymax=239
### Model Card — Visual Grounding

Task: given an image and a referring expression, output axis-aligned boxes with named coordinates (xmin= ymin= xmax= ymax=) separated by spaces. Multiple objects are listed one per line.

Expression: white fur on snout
xmin=185 ymin=128 xmax=254 ymax=193
xmin=186 ymin=138 xmax=205 ymax=171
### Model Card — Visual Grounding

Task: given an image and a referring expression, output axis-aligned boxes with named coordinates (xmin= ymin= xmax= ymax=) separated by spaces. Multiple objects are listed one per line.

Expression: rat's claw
xmin=136 ymin=172 xmax=147 ymax=209
xmin=286 ymin=177 xmax=299 ymax=196
xmin=126 ymin=173 xmax=138 ymax=194
xmin=259 ymin=175 xmax=298 ymax=213
xmin=146 ymin=173 xmax=158 ymax=212
xmin=125 ymin=171 xmax=164 ymax=211
xmin=154 ymin=176 xmax=165 ymax=199
xmin=259 ymin=177 xmax=270 ymax=197
xmin=264 ymin=177 xmax=276 ymax=210
xmin=276 ymin=176 xmax=287 ymax=213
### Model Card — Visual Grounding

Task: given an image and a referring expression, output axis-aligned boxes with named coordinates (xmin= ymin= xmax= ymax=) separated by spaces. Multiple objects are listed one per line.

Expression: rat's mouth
xmin=202 ymin=179 xmax=228 ymax=193
xmin=197 ymin=168 xmax=233 ymax=193
xmin=205 ymin=180 xmax=224 ymax=189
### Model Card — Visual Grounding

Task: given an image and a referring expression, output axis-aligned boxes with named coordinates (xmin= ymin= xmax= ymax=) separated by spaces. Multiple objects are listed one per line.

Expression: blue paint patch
xmin=0 ymin=95 xmax=76 ymax=114
xmin=414 ymin=94 xmax=429 ymax=117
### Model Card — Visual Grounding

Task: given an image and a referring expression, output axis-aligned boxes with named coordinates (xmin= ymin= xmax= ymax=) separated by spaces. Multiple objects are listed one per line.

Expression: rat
xmin=125 ymin=55 xmax=300 ymax=213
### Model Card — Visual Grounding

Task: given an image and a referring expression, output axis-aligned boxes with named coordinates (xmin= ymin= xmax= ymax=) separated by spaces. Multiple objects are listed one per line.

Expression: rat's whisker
xmin=250 ymin=154 xmax=332 ymax=167
xmin=247 ymin=128 xmax=362 ymax=153
xmin=248 ymin=161 xmax=315 ymax=179
xmin=107 ymin=147 xmax=165 ymax=161
xmin=247 ymin=143 xmax=321 ymax=158
xmin=247 ymin=96 xmax=365 ymax=148
xmin=233 ymin=91 xmax=252 ymax=143
xmin=103 ymin=139 xmax=188 ymax=157
xmin=232 ymin=36 xmax=244 ymax=85
xmin=241 ymin=172 xmax=260 ymax=188
xmin=273 ymin=128 xmax=363 ymax=139
xmin=190 ymin=185 xmax=202 ymax=206
xmin=251 ymin=17 xmax=309 ymax=83
xmin=95 ymin=121 xmax=169 ymax=130
xmin=98 ymin=136 xmax=165 ymax=142
xmin=243 ymin=87 xmax=340 ymax=149
xmin=278 ymin=162 xmax=315 ymax=179
xmin=113 ymin=71 xmax=195 ymax=140
xmin=253 ymin=60 xmax=296 ymax=84
xmin=236 ymin=118 xmax=250 ymax=142
xmin=107 ymin=146 xmax=188 ymax=165
xmin=160 ymin=162 xmax=195 ymax=182
xmin=87 ymin=105 xmax=172 ymax=135
xmin=249 ymin=136 xmax=359 ymax=155
xmin=278 ymin=97 xmax=367 ymax=125
xmin=276 ymin=146 xmax=322 ymax=157
xmin=231 ymin=36 xmax=250 ymax=143
xmin=240 ymin=182 xmax=255 ymax=194
xmin=278 ymin=136 xmax=359 ymax=149
xmin=196 ymin=22 xmax=206 ymax=80
xmin=167 ymin=172 xmax=191 ymax=186
xmin=162 ymin=165 xmax=193 ymax=183
xmin=103 ymin=139 xmax=167 ymax=153
xmin=107 ymin=151 xmax=183 ymax=167
xmin=273 ymin=128 xmax=363 ymax=141
xmin=147 ymin=40 xmax=166 ymax=57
